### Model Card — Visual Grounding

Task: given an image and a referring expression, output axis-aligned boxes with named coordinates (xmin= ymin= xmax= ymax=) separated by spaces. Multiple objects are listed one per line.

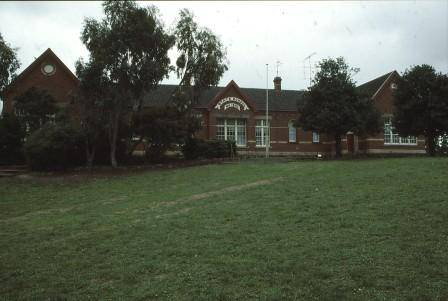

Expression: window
xmin=312 ymin=131 xmax=320 ymax=143
xmin=41 ymin=63 xmax=56 ymax=76
xmin=288 ymin=120 xmax=296 ymax=143
xmin=256 ymin=119 xmax=270 ymax=147
xmin=384 ymin=116 xmax=417 ymax=145
xmin=236 ymin=119 xmax=246 ymax=146
xmin=216 ymin=119 xmax=246 ymax=146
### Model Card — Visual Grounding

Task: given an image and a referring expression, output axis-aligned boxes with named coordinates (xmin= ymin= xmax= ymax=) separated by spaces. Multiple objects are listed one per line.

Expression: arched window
xmin=288 ymin=120 xmax=296 ymax=143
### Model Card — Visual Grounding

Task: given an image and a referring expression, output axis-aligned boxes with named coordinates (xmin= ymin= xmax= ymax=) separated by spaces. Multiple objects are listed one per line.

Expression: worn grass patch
xmin=0 ymin=157 xmax=447 ymax=300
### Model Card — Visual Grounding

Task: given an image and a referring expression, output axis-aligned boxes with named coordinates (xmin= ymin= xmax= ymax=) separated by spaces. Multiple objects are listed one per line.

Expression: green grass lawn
xmin=1 ymin=157 xmax=447 ymax=300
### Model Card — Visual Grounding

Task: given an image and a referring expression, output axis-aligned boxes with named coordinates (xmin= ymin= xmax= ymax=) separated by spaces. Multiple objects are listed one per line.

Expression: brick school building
xmin=2 ymin=49 xmax=426 ymax=156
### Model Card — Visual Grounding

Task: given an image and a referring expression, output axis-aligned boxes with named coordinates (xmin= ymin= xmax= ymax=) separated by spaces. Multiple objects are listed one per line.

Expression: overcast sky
xmin=1 ymin=0 xmax=447 ymax=92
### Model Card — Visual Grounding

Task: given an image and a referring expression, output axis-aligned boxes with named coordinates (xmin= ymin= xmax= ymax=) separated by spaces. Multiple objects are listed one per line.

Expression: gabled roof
xmin=5 ymin=48 xmax=78 ymax=93
xmin=357 ymin=71 xmax=398 ymax=97
xmin=142 ymin=83 xmax=305 ymax=112
xmin=206 ymin=80 xmax=257 ymax=111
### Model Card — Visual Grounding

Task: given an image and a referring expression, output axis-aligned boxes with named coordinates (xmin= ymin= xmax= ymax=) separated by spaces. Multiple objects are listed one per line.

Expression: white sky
xmin=1 ymin=0 xmax=447 ymax=92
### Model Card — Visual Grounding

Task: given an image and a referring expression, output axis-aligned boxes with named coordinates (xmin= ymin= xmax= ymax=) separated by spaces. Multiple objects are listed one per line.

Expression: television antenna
xmin=275 ymin=60 xmax=282 ymax=77
xmin=303 ymin=52 xmax=317 ymax=87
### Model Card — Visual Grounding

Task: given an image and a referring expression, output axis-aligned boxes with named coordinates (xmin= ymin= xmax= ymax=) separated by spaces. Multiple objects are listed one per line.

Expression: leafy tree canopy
xmin=393 ymin=64 xmax=448 ymax=156
xmin=173 ymin=9 xmax=228 ymax=108
xmin=81 ymin=0 xmax=174 ymax=106
xmin=80 ymin=0 xmax=175 ymax=167
xmin=0 ymin=32 xmax=20 ymax=99
xmin=297 ymin=57 xmax=380 ymax=157
xmin=128 ymin=8 xmax=229 ymax=161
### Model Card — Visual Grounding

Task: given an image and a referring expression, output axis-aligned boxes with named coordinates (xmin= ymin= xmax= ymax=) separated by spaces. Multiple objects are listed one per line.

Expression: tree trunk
xmin=109 ymin=110 xmax=120 ymax=168
xmin=110 ymin=139 xmax=118 ymax=167
xmin=426 ymin=132 xmax=436 ymax=157
xmin=334 ymin=134 xmax=342 ymax=158
xmin=84 ymin=128 xmax=97 ymax=169
xmin=86 ymin=142 xmax=96 ymax=169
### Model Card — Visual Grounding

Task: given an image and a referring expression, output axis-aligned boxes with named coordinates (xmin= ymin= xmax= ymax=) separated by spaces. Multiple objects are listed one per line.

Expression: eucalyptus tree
xmin=74 ymin=58 xmax=111 ymax=167
xmin=80 ymin=0 xmax=174 ymax=167
xmin=173 ymin=8 xmax=228 ymax=110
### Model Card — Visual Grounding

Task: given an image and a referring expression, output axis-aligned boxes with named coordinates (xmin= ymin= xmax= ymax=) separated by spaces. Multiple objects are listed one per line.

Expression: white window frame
xmin=288 ymin=120 xmax=296 ymax=143
xmin=256 ymin=119 xmax=270 ymax=147
xmin=312 ymin=131 xmax=320 ymax=143
xmin=383 ymin=116 xmax=417 ymax=145
xmin=216 ymin=119 xmax=246 ymax=147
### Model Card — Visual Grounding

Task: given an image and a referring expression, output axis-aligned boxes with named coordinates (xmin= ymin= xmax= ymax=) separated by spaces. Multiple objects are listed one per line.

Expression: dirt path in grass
xmin=152 ymin=177 xmax=284 ymax=218
xmin=162 ymin=177 xmax=284 ymax=207
xmin=2 ymin=177 xmax=284 ymax=223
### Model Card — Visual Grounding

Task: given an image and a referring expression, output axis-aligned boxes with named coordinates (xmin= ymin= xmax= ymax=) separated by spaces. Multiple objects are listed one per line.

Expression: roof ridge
xmin=357 ymin=71 xmax=394 ymax=88
xmin=157 ymin=83 xmax=301 ymax=92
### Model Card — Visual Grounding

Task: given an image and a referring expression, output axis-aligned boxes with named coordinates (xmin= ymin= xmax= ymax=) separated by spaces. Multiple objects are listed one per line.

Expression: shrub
xmin=24 ymin=123 xmax=85 ymax=171
xmin=182 ymin=138 xmax=236 ymax=160
xmin=0 ymin=113 xmax=25 ymax=165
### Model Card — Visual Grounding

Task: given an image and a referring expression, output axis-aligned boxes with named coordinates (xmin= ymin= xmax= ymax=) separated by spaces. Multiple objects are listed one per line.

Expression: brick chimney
xmin=273 ymin=76 xmax=282 ymax=92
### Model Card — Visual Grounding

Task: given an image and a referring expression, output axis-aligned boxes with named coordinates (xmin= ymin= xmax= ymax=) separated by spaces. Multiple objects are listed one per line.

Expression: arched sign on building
xmin=214 ymin=97 xmax=250 ymax=111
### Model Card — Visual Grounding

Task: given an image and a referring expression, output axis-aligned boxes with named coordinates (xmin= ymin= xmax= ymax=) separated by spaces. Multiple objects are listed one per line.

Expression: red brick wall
xmin=4 ymin=50 xmax=426 ymax=157
xmin=197 ymin=84 xmax=333 ymax=155
xmin=357 ymin=72 xmax=426 ymax=154
xmin=195 ymin=74 xmax=427 ymax=156
xmin=3 ymin=56 xmax=78 ymax=114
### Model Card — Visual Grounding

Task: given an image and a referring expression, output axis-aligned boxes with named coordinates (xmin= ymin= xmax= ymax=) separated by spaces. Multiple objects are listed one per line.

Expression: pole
xmin=265 ymin=63 xmax=269 ymax=158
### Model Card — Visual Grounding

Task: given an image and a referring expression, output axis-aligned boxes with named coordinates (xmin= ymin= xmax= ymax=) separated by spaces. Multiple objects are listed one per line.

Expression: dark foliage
xmin=74 ymin=58 xmax=110 ymax=167
xmin=182 ymin=137 xmax=236 ymax=160
xmin=92 ymin=130 xmax=128 ymax=165
xmin=132 ymin=106 xmax=201 ymax=162
xmin=80 ymin=0 xmax=174 ymax=167
xmin=0 ymin=113 xmax=24 ymax=164
xmin=24 ymin=123 xmax=85 ymax=171
xmin=393 ymin=65 xmax=448 ymax=156
xmin=13 ymin=87 xmax=58 ymax=133
xmin=297 ymin=57 xmax=381 ymax=157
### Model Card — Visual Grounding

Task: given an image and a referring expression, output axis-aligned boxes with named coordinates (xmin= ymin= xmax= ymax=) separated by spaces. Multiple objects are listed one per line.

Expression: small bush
xmin=182 ymin=138 xmax=236 ymax=160
xmin=24 ymin=123 xmax=85 ymax=171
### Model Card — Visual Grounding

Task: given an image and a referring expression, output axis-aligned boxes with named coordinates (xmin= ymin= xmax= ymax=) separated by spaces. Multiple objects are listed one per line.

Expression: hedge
xmin=182 ymin=138 xmax=237 ymax=160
